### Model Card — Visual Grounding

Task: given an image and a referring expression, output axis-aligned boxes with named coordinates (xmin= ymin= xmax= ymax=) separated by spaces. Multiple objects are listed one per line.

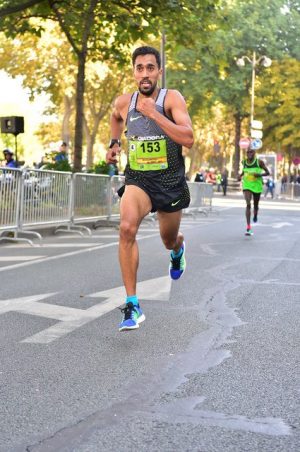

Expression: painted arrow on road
xmin=0 ymin=276 xmax=171 ymax=344
xmin=254 ymin=222 xmax=293 ymax=229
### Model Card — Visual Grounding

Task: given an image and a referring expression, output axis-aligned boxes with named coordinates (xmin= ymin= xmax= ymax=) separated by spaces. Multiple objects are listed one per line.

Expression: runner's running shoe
xmin=169 ymin=242 xmax=186 ymax=280
xmin=253 ymin=214 xmax=258 ymax=223
xmin=119 ymin=302 xmax=145 ymax=332
xmin=245 ymin=228 xmax=253 ymax=236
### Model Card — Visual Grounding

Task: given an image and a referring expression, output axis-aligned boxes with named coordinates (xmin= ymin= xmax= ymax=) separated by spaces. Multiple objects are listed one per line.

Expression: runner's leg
xmin=243 ymin=190 xmax=252 ymax=229
xmin=158 ymin=210 xmax=186 ymax=280
xmin=119 ymin=185 xmax=152 ymax=296
xmin=253 ymin=192 xmax=261 ymax=221
xmin=157 ymin=210 xmax=183 ymax=252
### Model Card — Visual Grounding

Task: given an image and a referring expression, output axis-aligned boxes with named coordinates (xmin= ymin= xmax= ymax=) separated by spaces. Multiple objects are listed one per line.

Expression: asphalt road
xmin=0 ymin=194 xmax=299 ymax=452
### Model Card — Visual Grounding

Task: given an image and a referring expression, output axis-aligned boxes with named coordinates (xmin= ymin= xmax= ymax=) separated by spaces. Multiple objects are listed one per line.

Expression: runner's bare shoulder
xmin=114 ymin=93 xmax=132 ymax=114
xmin=165 ymin=89 xmax=186 ymax=104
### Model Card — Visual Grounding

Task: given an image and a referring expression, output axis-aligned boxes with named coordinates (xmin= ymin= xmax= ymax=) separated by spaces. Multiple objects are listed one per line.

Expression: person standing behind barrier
xmin=238 ymin=147 xmax=270 ymax=236
xmin=194 ymin=168 xmax=205 ymax=183
xmin=221 ymin=168 xmax=228 ymax=196
xmin=2 ymin=149 xmax=18 ymax=168
xmin=106 ymin=45 xmax=194 ymax=332
xmin=264 ymin=176 xmax=275 ymax=199
xmin=54 ymin=142 xmax=68 ymax=162
xmin=216 ymin=171 xmax=222 ymax=192
xmin=281 ymin=174 xmax=287 ymax=194
xmin=206 ymin=168 xmax=216 ymax=185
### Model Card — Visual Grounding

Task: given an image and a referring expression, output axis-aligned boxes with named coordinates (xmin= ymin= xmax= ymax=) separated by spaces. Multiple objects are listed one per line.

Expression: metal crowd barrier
xmin=280 ymin=183 xmax=300 ymax=200
xmin=0 ymin=169 xmax=214 ymax=245
xmin=59 ymin=172 xmax=112 ymax=234
xmin=21 ymin=169 xmax=72 ymax=227
xmin=0 ymin=168 xmax=22 ymax=238
xmin=185 ymin=182 xmax=214 ymax=216
xmin=0 ymin=168 xmax=41 ymax=245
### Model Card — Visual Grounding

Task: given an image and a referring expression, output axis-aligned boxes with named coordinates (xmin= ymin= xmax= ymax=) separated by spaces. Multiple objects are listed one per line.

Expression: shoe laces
xmin=119 ymin=302 xmax=136 ymax=320
xmin=171 ymin=254 xmax=182 ymax=270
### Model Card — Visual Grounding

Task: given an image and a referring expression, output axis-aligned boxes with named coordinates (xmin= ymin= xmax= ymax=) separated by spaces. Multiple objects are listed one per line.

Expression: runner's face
xmin=133 ymin=54 xmax=162 ymax=96
xmin=246 ymin=149 xmax=255 ymax=160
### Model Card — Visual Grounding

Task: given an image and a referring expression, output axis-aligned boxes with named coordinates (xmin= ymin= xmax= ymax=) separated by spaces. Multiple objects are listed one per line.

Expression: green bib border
xmin=128 ymin=138 xmax=168 ymax=171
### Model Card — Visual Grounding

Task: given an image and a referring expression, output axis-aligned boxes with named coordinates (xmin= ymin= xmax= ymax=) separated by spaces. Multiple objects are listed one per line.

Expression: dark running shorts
xmin=117 ymin=181 xmax=190 ymax=213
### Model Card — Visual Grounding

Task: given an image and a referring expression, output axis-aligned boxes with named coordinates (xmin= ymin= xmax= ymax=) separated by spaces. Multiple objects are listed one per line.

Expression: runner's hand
xmin=106 ymin=145 xmax=120 ymax=164
xmin=138 ymin=97 xmax=156 ymax=119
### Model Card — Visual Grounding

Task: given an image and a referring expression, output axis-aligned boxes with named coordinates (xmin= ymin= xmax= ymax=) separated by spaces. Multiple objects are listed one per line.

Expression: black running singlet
xmin=124 ymin=89 xmax=187 ymax=199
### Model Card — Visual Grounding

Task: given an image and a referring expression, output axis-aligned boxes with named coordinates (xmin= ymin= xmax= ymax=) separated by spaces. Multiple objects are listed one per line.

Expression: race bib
xmin=128 ymin=139 xmax=168 ymax=171
xmin=245 ymin=173 xmax=256 ymax=182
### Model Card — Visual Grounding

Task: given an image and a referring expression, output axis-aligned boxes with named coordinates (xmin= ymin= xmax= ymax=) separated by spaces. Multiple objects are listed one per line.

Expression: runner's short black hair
xmin=132 ymin=46 xmax=161 ymax=69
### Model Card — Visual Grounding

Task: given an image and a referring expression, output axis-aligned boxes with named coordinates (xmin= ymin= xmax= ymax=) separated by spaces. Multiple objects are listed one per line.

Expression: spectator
xmin=206 ymin=168 xmax=216 ymax=185
xmin=54 ymin=142 xmax=68 ymax=162
xmin=264 ymin=176 xmax=275 ymax=199
xmin=194 ymin=168 xmax=205 ymax=183
xmin=281 ymin=174 xmax=287 ymax=194
xmin=2 ymin=149 xmax=18 ymax=168
xmin=216 ymin=171 xmax=222 ymax=192
xmin=221 ymin=168 xmax=228 ymax=196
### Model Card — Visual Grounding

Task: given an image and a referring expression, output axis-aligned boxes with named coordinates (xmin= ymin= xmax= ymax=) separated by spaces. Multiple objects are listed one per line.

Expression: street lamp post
xmin=161 ymin=30 xmax=166 ymax=88
xmin=237 ymin=51 xmax=272 ymax=127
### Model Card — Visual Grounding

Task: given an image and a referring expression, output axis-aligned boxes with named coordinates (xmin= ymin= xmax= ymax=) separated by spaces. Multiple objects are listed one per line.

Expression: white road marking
xmin=0 ymin=275 xmax=171 ymax=344
xmin=0 ymin=256 xmax=45 ymax=262
xmin=56 ymin=235 xmax=119 ymax=240
xmin=272 ymin=222 xmax=293 ymax=228
xmin=200 ymin=244 xmax=218 ymax=256
xmin=6 ymin=243 xmax=103 ymax=248
xmin=89 ymin=274 xmax=171 ymax=301
xmin=254 ymin=222 xmax=293 ymax=229
xmin=0 ymin=233 xmax=159 ymax=273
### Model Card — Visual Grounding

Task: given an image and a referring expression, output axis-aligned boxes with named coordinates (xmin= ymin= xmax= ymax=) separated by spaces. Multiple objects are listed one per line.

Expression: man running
xmin=106 ymin=46 xmax=194 ymax=332
xmin=238 ymin=146 xmax=270 ymax=236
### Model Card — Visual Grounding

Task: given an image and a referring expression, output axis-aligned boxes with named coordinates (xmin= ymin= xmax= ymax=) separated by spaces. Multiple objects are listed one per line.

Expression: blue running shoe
xmin=253 ymin=214 xmax=258 ymax=223
xmin=169 ymin=241 xmax=186 ymax=280
xmin=119 ymin=302 xmax=145 ymax=332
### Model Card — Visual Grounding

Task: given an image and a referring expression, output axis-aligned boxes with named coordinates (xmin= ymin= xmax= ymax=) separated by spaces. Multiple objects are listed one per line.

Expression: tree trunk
xmin=85 ymin=131 xmax=97 ymax=169
xmin=72 ymin=0 xmax=98 ymax=171
xmin=73 ymin=53 xmax=86 ymax=172
xmin=62 ymin=94 xmax=73 ymax=146
xmin=83 ymin=115 xmax=102 ymax=170
xmin=287 ymin=145 xmax=292 ymax=182
xmin=233 ymin=113 xmax=242 ymax=179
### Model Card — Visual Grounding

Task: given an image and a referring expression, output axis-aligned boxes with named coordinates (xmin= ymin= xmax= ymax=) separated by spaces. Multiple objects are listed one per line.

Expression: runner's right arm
xmin=106 ymin=95 xmax=127 ymax=164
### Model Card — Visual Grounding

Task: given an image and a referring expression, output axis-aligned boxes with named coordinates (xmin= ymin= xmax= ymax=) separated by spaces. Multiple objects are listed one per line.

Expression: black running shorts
xmin=118 ymin=180 xmax=190 ymax=213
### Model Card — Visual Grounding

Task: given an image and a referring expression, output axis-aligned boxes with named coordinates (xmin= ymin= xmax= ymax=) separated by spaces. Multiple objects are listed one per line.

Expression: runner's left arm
xmin=254 ymin=160 xmax=270 ymax=178
xmin=137 ymin=90 xmax=194 ymax=148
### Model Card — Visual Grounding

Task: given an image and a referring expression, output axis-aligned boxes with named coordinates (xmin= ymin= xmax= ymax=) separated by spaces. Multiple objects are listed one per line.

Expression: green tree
xmin=0 ymin=0 xmax=217 ymax=171
xmin=168 ymin=0 xmax=300 ymax=177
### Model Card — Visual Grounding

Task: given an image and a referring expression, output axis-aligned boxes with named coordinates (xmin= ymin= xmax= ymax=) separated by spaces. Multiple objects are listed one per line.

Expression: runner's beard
xmin=138 ymin=81 xmax=157 ymax=96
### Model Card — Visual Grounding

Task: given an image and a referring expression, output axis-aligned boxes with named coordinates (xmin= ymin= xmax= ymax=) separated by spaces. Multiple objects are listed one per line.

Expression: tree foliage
xmin=168 ymin=0 xmax=300 ymax=176
xmin=0 ymin=0 xmax=219 ymax=171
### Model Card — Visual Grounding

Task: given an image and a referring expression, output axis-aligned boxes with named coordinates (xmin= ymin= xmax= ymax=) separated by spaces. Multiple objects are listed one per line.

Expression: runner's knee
xmin=161 ymin=231 xmax=183 ymax=250
xmin=162 ymin=236 xmax=177 ymax=250
xmin=119 ymin=220 xmax=138 ymax=242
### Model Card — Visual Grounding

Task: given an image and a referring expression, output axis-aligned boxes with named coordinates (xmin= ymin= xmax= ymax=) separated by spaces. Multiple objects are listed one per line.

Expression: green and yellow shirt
xmin=242 ymin=158 xmax=263 ymax=193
